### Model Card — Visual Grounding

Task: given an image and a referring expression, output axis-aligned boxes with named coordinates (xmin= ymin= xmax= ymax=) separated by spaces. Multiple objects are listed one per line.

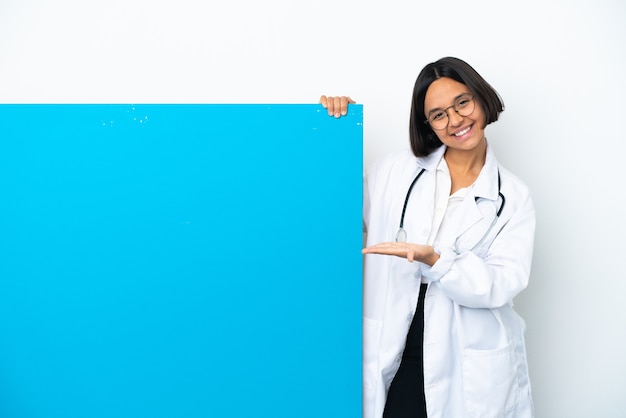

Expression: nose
xmin=447 ymin=108 xmax=464 ymax=127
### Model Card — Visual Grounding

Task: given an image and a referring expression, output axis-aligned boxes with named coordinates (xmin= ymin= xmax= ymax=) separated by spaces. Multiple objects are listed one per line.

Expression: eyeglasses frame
xmin=423 ymin=94 xmax=476 ymax=131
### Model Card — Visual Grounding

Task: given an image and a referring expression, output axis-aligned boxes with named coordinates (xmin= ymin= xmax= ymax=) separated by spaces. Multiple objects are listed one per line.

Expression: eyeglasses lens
xmin=428 ymin=95 xmax=475 ymax=130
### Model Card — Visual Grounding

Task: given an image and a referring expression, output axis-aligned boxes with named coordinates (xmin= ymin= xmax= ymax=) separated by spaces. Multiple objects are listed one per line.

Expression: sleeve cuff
xmin=421 ymin=247 xmax=457 ymax=282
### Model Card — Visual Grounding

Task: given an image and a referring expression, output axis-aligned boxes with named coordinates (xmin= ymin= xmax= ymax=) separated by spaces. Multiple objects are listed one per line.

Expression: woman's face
xmin=423 ymin=77 xmax=486 ymax=153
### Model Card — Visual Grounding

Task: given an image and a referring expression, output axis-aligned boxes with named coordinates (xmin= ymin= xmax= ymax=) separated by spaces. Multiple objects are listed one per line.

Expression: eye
xmin=456 ymin=96 xmax=472 ymax=108
xmin=430 ymin=111 xmax=445 ymax=122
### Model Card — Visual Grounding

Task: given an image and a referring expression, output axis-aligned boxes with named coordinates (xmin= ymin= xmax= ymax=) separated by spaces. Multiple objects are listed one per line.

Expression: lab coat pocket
xmin=462 ymin=341 xmax=519 ymax=418
xmin=362 ymin=317 xmax=382 ymax=389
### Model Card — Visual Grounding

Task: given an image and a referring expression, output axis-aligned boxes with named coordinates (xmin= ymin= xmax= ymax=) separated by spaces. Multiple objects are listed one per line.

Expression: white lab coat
xmin=363 ymin=144 xmax=535 ymax=418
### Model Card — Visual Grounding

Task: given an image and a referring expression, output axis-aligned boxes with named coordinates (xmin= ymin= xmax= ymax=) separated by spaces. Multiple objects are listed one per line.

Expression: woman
xmin=321 ymin=57 xmax=535 ymax=418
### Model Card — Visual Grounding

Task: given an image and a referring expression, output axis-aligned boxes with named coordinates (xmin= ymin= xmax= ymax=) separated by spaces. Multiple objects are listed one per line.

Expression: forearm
xmin=425 ymin=250 xmax=531 ymax=308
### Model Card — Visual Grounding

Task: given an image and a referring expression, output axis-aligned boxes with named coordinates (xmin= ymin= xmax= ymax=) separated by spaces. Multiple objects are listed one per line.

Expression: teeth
xmin=454 ymin=126 xmax=471 ymax=136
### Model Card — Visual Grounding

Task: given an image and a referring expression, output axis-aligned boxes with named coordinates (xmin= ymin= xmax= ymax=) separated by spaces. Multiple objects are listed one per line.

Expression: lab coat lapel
xmin=448 ymin=194 xmax=483 ymax=242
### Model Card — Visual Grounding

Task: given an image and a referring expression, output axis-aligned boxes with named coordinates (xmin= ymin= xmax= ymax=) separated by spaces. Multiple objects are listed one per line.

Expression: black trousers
xmin=383 ymin=283 xmax=428 ymax=418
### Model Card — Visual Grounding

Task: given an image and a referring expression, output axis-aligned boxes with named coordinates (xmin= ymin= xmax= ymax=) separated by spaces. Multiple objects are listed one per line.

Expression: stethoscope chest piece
xmin=395 ymin=228 xmax=407 ymax=243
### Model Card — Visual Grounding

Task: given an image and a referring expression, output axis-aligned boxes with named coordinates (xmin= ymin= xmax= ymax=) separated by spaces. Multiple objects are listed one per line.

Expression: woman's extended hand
xmin=362 ymin=242 xmax=440 ymax=266
xmin=319 ymin=95 xmax=355 ymax=118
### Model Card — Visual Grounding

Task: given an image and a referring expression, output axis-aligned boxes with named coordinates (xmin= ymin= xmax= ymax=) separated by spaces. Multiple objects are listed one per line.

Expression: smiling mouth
xmin=453 ymin=126 xmax=471 ymax=137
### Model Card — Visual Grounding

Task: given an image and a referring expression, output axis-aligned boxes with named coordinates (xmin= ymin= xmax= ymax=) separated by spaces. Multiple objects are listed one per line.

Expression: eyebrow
xmin=426 ymin=92 xmax=472 ymax=116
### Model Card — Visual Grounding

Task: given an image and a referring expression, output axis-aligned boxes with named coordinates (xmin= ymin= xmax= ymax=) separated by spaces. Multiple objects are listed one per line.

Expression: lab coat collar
xmin=472 ymin=143 xmax=500 ymax=201
xmin=414 ymin=145 xmax=446 ymax=173
xmin=414 ymin=143 xmax=500 ymax=202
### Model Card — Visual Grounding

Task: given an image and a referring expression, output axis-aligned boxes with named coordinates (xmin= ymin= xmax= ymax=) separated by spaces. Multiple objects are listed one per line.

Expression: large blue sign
xmin=0 ymin=104 xmax=363 ymax=418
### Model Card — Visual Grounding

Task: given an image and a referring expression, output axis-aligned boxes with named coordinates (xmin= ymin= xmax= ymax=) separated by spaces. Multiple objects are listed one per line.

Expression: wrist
xmin=425 ymin=250 xmax=440 ymax=267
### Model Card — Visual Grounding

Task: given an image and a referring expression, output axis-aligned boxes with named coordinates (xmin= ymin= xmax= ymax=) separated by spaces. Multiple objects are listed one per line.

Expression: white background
xmin=1 ymin=0 xmax=625 ymax=416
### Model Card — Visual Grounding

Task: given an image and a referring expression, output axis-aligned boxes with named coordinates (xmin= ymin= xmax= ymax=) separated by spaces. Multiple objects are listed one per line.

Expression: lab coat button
xmin=406 ymin=313 xmax=414 ymax=323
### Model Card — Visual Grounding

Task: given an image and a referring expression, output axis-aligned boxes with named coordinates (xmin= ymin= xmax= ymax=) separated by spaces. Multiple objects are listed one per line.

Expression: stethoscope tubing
xmin=395 ymin=167 xmax=505 ymax=247
xmin=396 ymin=168 xmax=426 ymax=241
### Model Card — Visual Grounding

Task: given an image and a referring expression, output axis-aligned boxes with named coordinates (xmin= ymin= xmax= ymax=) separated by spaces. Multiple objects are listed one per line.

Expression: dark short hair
xmin=409 ymin=57 xmax=504 ymax=157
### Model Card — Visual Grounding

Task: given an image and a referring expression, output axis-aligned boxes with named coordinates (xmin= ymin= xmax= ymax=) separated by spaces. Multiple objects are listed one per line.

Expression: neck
xmin=443 ymin=139 xmax=487 ymax=194
xmin=443 ymin=139 xmax=487 ymax=175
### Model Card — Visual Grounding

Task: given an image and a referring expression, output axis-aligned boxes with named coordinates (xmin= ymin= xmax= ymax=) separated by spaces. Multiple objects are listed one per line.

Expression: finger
xmin=320 ymin=95 xmax=336 ymax=117
xmin=362 ymin=243 xmax=386 ymax=254
xmin=362 ymin=247 xmax=386 ymax=255
xmin=362 ymin=243 xmax=405 ymax=256
xmin=332 ymin=96 xmax=342 ymax=118
xmin=320 ymin=95 xmax=336 ymax=116
xmin=363 ymin=242 xmax=395 ymax=251
xmin=319 ymin=95 xmax=328 ymax=108
xmin=362 ymin=246 xmax=383 ymax=254
xmin=340 ymin=96 xmax=354 ymax=116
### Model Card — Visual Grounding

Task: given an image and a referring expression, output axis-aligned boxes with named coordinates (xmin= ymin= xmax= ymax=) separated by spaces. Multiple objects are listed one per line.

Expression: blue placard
xmin=0 ymin=104 xmax=363 ymax=418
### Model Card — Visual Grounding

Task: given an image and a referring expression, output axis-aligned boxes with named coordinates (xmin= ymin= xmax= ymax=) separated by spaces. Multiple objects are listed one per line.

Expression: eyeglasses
xmin=424 ymin=94 xmax=475 ymax=130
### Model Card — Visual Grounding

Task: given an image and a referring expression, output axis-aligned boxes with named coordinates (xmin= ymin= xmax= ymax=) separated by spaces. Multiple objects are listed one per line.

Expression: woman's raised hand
xmin=319 ymin=95 xmax=355 ymax=118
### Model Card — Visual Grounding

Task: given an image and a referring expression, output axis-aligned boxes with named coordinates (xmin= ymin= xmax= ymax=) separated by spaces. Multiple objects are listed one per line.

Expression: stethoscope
xmin=395 ymin=168 xmax=505 ymax=252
